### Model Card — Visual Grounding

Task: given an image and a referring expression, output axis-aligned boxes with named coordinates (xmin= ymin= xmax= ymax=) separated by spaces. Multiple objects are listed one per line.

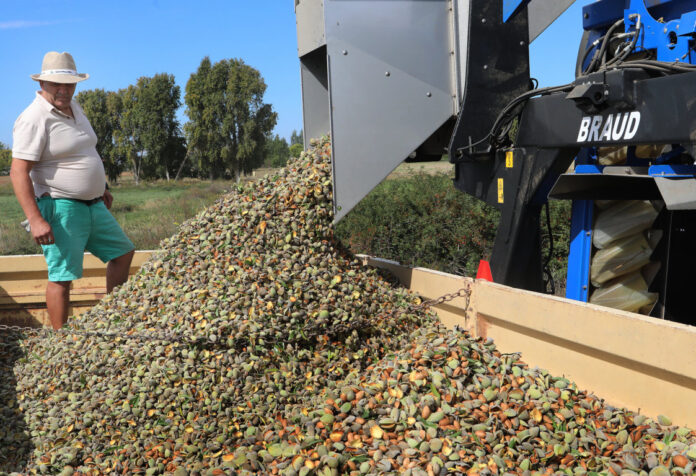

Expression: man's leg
xmin=106 ymin=249 xmax=135 ymax=293
xmin=46 ymin=281 xmax=71 ymax=329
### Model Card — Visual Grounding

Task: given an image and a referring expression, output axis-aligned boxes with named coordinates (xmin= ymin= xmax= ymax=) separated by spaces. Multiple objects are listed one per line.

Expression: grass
xmin=109 ymin=180 xmax=233 ymax=250
xmin=0 ymin=162 xmax=442 ymax=257
xmin=0 ymin=175 xmax=243 ymax=256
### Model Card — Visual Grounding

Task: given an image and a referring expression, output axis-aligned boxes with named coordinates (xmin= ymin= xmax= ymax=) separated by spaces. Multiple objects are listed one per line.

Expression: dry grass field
xmin=0 ymin=176 xmax=239 ymax=255
xmin=0 ymin=159 xmax=450 ymax=256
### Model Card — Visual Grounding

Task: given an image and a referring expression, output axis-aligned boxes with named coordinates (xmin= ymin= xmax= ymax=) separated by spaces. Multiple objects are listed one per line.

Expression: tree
xmin=112 ymin=74 xmax=183 ymax=184
xmin=0 ymin=142 xmax=11 ymax=174
xmin=290 ymin=129 xmax=303 ymax=146
xmin=264 ymin=134 xmax=290 ymax=168
xmin=135 ymin=74 xmax=183 ymax=181
xmin=185 ymin=57 xmax=277 ymax=181
xmin=183 ymin=57 xmax=218 ymax=178
xmin=76 ymin=89 xmax=125 ymax=182
xmin=289 ymin=143 xmax=304 ymax=159
xmin=113 ymin=84 xmax=144 ymax=184
xmin=167 ymin=135 xmax=192 ymax=180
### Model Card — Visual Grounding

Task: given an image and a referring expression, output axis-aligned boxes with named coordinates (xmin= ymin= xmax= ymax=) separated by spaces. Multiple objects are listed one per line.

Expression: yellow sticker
xmin=497 ymin=178 xmax=504 ymax=204
xmin=505 ymin=150 xmax=514 ymax=168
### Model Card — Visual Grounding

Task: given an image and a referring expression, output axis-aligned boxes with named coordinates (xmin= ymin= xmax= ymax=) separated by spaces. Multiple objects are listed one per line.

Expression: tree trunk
xmin=132 ymin=150 xmax=142 ymax=186
xmin=174 ymin=154 xmax=189 ymax=181
xmin=131 ymin=158 xmax=139 ymax=186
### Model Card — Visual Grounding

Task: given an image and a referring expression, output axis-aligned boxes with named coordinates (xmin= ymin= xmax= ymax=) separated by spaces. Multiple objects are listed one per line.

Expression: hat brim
xmin=31 ymin=73 xmax=89 ymax=83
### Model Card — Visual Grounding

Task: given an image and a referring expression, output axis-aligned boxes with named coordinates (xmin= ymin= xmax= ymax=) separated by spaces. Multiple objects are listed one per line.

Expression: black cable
xmin=577 ymin=35 xmax=603 ymax=77
xmin=606 ymin=17 xmax=642 ymax=67
xmin=584 ymin=18 xmax=625 ymax=74
xmin=607 ymin=59 xmax=696 ymax=74
xmin=542 ymin=201 xmax=556 ymax=295
xmin=454 ymin=82 xmax=574 ymax=160
xmin=457 ymin=18 xmax=696 ymax=162
xmin=582 ymin=14 xmax=696 ymax=76
xmin=488 ymin=83 xmax=574 ymax=147
xmin=681 ymin=40 xmax=696 ymax=61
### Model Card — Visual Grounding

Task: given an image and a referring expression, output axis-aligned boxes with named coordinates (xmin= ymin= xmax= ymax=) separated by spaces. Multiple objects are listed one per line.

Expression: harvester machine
xmin=295 ymin=0 xmax=696 ymax=326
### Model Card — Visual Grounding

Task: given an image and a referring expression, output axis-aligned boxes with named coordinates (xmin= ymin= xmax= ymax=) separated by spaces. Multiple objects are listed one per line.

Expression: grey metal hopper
xmin=295 ymin=0 xmax=574 ymax=222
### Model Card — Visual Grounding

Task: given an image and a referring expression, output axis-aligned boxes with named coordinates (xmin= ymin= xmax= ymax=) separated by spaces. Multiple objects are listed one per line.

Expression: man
xmin=10 ymin=51 xmax=135 ymax=330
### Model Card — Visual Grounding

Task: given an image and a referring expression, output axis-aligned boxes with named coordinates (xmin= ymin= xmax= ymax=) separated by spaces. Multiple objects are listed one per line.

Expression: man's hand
xmin=103 ymin=189 xmax=113 ymax=209
xmin=10 ymin=158 xmax=55 ymax=246
xmin=30 ymin=216 xmax=54 ymax=245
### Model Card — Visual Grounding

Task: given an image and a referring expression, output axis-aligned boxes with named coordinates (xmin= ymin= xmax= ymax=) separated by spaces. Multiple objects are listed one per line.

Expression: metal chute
xmin=296 ymin=0 xmax=467 ymax=221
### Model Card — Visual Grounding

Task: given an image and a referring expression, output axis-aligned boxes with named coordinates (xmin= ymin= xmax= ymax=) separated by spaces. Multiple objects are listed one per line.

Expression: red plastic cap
xmin=476 ymin=260 xmax=493 ymax=282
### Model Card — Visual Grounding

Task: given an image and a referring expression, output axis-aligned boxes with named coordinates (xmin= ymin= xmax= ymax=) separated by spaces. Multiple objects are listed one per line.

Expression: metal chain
xmin=0 ymin=283 xmax=473 ymax=346
xmin=420 ymin=283 xmax=472 ymax=311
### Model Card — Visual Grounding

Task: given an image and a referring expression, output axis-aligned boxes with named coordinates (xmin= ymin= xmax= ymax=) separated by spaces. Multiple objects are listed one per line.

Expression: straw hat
xmin=31 ymin=51 xmax=89 ymax=83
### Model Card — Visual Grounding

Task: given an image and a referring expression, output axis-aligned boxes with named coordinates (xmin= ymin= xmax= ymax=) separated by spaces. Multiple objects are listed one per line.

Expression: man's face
xmin=39 ymin=81 xmax=76 ymax=111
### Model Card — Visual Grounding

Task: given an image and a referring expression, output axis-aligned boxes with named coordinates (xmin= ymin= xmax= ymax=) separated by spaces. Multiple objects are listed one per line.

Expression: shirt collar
xmin=35 ymin=91 xmax=77 ymax=119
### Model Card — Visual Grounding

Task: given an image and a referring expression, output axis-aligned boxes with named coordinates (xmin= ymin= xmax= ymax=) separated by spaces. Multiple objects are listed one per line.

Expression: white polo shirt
xmin=12 ymin=92 xmax=106 ymax=200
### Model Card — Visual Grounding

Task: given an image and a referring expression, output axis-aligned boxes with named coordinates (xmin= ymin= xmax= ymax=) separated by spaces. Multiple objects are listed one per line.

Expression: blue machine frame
xmin=565 ymin=0 xmax=696 ymax=302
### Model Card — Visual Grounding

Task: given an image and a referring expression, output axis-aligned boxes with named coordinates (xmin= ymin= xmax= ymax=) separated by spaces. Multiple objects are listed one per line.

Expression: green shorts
xmin=37 ymin=197 xmax=135 ymax=282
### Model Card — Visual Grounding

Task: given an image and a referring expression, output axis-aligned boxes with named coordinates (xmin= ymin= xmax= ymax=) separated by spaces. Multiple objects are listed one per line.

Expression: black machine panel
xmin=448 ymin=0 xmax=531 ymax=160
xmin=650 ymin=210 xmax=696 ymax=324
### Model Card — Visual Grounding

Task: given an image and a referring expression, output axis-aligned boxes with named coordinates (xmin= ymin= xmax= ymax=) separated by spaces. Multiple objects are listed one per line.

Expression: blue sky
xmin=0 ymin=0 xmax=593 ymax=148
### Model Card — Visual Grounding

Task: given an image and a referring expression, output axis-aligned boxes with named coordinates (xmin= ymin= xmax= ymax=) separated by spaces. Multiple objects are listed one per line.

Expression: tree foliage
xmin=335 ymin=173 xmax=572 ymax=291
xmin=134 ymin=74 xmax=183 ymax=181
xmin=113 ymin=84 xmax=144 ymax=184
xmin=290 ymin=129 xmax=303 ymax=146
xmin=264 ymin=134 xmax=290 ymax=168
xmin=60 ymin=57 xmax=282 ymax=183
xmin=185 ymin=57 xmax=277 ymax=181
xmin=183 ymin=57 xmax=215 ymax=178
xmin=76 ymin=89 xmax=124 ymax=182
xmin=0 ymin=142 xmax=11 ymax=174
xmin=289 ymin=143 xmax=303 ymax=158
xmin=111 ymin=74 xmax=183 ymax=184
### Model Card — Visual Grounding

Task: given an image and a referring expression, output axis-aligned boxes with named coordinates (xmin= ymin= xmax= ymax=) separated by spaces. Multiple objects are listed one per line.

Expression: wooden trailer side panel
xmin=1 ymin=252 xmax=695 ymax=427
xmin=0 ymin=252 xmax=151 ymax=327
xmin=363 ymin=256 xmax=696 ymax=428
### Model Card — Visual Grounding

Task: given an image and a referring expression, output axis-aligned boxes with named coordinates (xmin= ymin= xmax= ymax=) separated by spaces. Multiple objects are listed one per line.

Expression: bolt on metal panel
xmin=296 ymin=0 xmax=327 ymax=57
xmin=297 ymin=0 xmax=461 ymax=222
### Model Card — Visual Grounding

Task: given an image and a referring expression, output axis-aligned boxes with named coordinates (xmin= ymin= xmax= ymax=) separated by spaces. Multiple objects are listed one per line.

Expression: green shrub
xmin=540 ymin=199 xmax=572 ymax=293
xmin=335 ymin=173 xmax=571 ymax=291
xmin=335 ymin=173 xmax=499 ymax=277
xmin=0 ymin=149 xmax=11 ymax=175
xmin=289 ymin=143 xmax=303 ymax=158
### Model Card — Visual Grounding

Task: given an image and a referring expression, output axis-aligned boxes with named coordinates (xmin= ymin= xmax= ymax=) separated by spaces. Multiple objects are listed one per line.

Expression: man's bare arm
xmin=10 ymin=158 xmax=54 ymax=245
